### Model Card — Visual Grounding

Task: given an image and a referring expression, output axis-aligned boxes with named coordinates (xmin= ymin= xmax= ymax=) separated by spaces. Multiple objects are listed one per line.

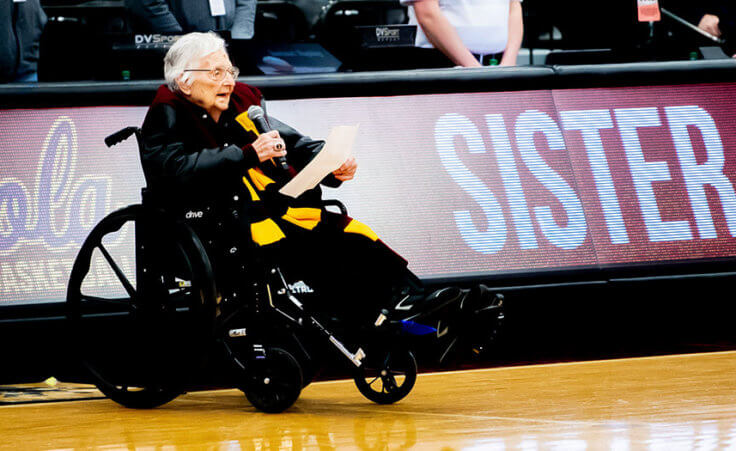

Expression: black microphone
xmin=247 ymin=105 xmax=290 ymax=171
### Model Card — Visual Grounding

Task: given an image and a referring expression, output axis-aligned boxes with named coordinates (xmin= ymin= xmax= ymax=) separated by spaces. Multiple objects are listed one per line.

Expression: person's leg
xmin=273 ymin=214 xmax=420 ymax=322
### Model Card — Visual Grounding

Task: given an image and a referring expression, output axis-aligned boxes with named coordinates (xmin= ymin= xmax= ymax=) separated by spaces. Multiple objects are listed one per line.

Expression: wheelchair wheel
xmin=67 ymin=205 xmax=217 ymax=409
xmin=244 ymin=347 xmax=303 ymax=413
xmin=354 ymin=347 xmax=417 ymax=404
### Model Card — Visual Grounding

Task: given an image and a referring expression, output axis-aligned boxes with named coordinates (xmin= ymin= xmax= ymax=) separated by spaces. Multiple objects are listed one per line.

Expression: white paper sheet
xmin=279 ymin=125 xmax=359 ymax=198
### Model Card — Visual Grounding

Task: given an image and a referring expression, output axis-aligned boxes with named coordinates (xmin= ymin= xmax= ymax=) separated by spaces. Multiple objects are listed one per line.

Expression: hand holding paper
xmin=332 ymin=156 xmax=357 ymax=181
xmin=279 ymin=125 xmax=359 ymax=198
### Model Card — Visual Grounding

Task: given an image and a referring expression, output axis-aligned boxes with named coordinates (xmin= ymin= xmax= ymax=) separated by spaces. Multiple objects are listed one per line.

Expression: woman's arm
xmin=412 ymin=0 xmax=482 ymax=67
xmin=500 ymin=0 xmax=523 ymax=66
xmin=232 ymin=0 xmax=256 ymax=39
xmin=141 ymin=104 xmax=257 ymax=186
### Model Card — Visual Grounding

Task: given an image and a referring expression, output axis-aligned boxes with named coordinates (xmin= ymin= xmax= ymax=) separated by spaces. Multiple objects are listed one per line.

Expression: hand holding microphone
xmin=252 ymin=130 xmax=287 ymax=163
xmin=247 ymin=105 xmax=289 ymax=170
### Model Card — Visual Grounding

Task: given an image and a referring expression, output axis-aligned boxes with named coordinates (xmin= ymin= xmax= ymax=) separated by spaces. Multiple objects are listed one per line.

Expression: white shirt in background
xmin=401 ymin=0 xmax=522 ymax=55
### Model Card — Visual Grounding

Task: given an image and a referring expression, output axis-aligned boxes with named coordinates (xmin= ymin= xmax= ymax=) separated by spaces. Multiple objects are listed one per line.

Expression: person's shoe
xmin=464 ymin=286 xmax=505 ymax=357
xmin=392 ymin=286 xmax=466 ymax=322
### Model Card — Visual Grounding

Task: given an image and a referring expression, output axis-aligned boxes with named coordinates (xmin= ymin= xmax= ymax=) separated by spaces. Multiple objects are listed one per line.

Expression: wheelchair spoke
xmin=97 ymin=243 xmax=137 ymax=299
xmin=354 ymin=348 xmax=416 ymax=404
xmin=383 ymin=353 xmax=392 ymax=367
xmin=68 ymin=205 xmax=215 ymax=411
xmin=382 ymin=375 xmax=398 ymax=392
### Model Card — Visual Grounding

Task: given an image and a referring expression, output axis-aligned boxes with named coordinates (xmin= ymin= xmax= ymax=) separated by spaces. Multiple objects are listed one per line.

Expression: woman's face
xmin=179 ymin=50 xmax=235 ymax=121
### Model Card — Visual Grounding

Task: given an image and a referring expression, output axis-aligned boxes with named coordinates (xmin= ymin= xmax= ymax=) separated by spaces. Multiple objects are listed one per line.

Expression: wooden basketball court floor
xmin=3 ymin=350 xmax=736 ymax=449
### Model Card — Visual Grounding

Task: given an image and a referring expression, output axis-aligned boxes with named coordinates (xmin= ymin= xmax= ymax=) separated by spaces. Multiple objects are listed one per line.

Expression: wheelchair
xmin=66 ymin=127 xmax=505 ymax=413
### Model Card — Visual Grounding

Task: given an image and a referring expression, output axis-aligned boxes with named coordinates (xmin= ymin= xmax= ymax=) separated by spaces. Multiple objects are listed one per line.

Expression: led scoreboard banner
xmin=1 ymin=82 xmax=736 ymax=306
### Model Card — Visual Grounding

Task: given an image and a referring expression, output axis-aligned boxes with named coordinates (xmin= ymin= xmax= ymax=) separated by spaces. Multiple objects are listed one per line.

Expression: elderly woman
xmin=140 ymin=31 xmax=426 ymax=322
xmin=141 ymin=32 xmax=504 ymax=360
xmin=141 ymin=31 xmax=356 ymax=209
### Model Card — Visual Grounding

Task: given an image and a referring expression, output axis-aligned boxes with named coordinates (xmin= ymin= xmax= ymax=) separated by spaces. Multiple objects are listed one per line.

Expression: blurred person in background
xmin=126 ymin=0 xmax=256 ymax=39
xmin=693 ymin=4 xmax=735 ymax=56
xmin=668 ymin=0 xmax=735 ymax=57
xmin=400 ymin=0 xmax=523 ymax=68
xmin=289 ymin=0 xmax=329 ymax=27
xmin=1 ymin=0 xmax=47 ymax=82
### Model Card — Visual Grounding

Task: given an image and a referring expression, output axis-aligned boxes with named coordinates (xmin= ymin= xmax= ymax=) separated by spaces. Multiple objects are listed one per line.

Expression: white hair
xmin=164 ymin=32 xmax=227 ymax=91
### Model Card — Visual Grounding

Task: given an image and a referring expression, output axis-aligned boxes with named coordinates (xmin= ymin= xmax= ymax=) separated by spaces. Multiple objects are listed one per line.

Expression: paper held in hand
xmin=279 ymin=125 xmax=359 ymax=198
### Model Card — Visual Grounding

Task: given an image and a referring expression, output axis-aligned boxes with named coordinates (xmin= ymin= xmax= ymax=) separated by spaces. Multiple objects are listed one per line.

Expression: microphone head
xmin=247 ymin=105 xmax=264 ymax=120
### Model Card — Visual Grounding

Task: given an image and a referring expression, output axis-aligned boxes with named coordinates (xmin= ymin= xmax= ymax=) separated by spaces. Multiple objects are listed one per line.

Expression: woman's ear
xmin=176 ymin=76 xmax=192 ymax=95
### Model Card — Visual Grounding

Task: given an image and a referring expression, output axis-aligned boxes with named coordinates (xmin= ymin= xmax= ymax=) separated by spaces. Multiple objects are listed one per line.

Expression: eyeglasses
xmin=183 ymin=66 xmax=239 ymax=81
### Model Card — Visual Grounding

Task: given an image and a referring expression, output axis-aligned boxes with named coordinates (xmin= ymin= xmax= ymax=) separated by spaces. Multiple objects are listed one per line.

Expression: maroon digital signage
xmin=2 ymin=82 xmax=736 ymax=305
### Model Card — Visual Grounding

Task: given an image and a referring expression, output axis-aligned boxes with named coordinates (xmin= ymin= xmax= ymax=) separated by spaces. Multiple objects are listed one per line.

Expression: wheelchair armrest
xmin=321 ymin=199 xmax=348 ymax=215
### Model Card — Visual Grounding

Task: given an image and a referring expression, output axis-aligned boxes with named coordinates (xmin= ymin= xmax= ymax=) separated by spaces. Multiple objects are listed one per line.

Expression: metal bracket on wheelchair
xmin=330 ymin=338 xmax=365 ymax=367
xmin=228 ymin=328 xmax=247 ymax=338
xmin=271 ymin=267 xmax=303 ymax=310
xmin=374 ymin=309 xmax=389 ymax=327
xmin=307 ymin=315 xmax=366 ymax=367
xmin=267 ymin=266 xmax=365 ymax=366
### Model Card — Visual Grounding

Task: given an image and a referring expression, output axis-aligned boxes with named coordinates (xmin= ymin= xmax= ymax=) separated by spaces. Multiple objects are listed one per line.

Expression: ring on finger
xmin=275 ymin=142 xmax=284 ymax=151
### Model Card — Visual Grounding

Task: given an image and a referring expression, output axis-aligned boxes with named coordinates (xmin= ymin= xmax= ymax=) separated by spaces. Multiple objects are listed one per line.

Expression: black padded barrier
xmin=1 ymin=60 xmax=734 ymax=108
xmin=552 ymin=59 xmax=736 ymax=89
xmin=0 ymin=66 xmax=554 ymax=108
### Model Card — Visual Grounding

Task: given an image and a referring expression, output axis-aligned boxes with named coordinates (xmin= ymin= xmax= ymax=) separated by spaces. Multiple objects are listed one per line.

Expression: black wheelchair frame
xmin=66 ymin=127 xmax=423 ymax=413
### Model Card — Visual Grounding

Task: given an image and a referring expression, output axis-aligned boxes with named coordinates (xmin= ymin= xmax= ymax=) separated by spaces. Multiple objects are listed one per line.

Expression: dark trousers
xmin=407 ymin=47 xmax=504 ymax=68
xmin=267 ymin=212 xmax=423 ymax=323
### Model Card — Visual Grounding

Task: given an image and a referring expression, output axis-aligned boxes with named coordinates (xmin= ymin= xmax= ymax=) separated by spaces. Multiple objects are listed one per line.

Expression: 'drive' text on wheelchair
xmin=66 ymin=31 xmax=504 ymax=413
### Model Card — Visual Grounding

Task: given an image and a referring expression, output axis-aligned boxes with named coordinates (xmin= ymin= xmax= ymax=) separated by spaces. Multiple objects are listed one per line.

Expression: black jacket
xmin=140 ymin=83 xmax=339 ymax=213
xmin=141 ymin=84 xmax=414 ymax=313
xmin=0 ymin=0 xmax=46 ymax=82
xmin=126 ymin=0 xmax=255 ymax=38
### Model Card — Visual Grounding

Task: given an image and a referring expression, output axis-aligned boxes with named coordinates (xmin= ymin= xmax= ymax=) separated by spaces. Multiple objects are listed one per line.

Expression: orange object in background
xmin=638 ymin=0 xmax=661 ymax=22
